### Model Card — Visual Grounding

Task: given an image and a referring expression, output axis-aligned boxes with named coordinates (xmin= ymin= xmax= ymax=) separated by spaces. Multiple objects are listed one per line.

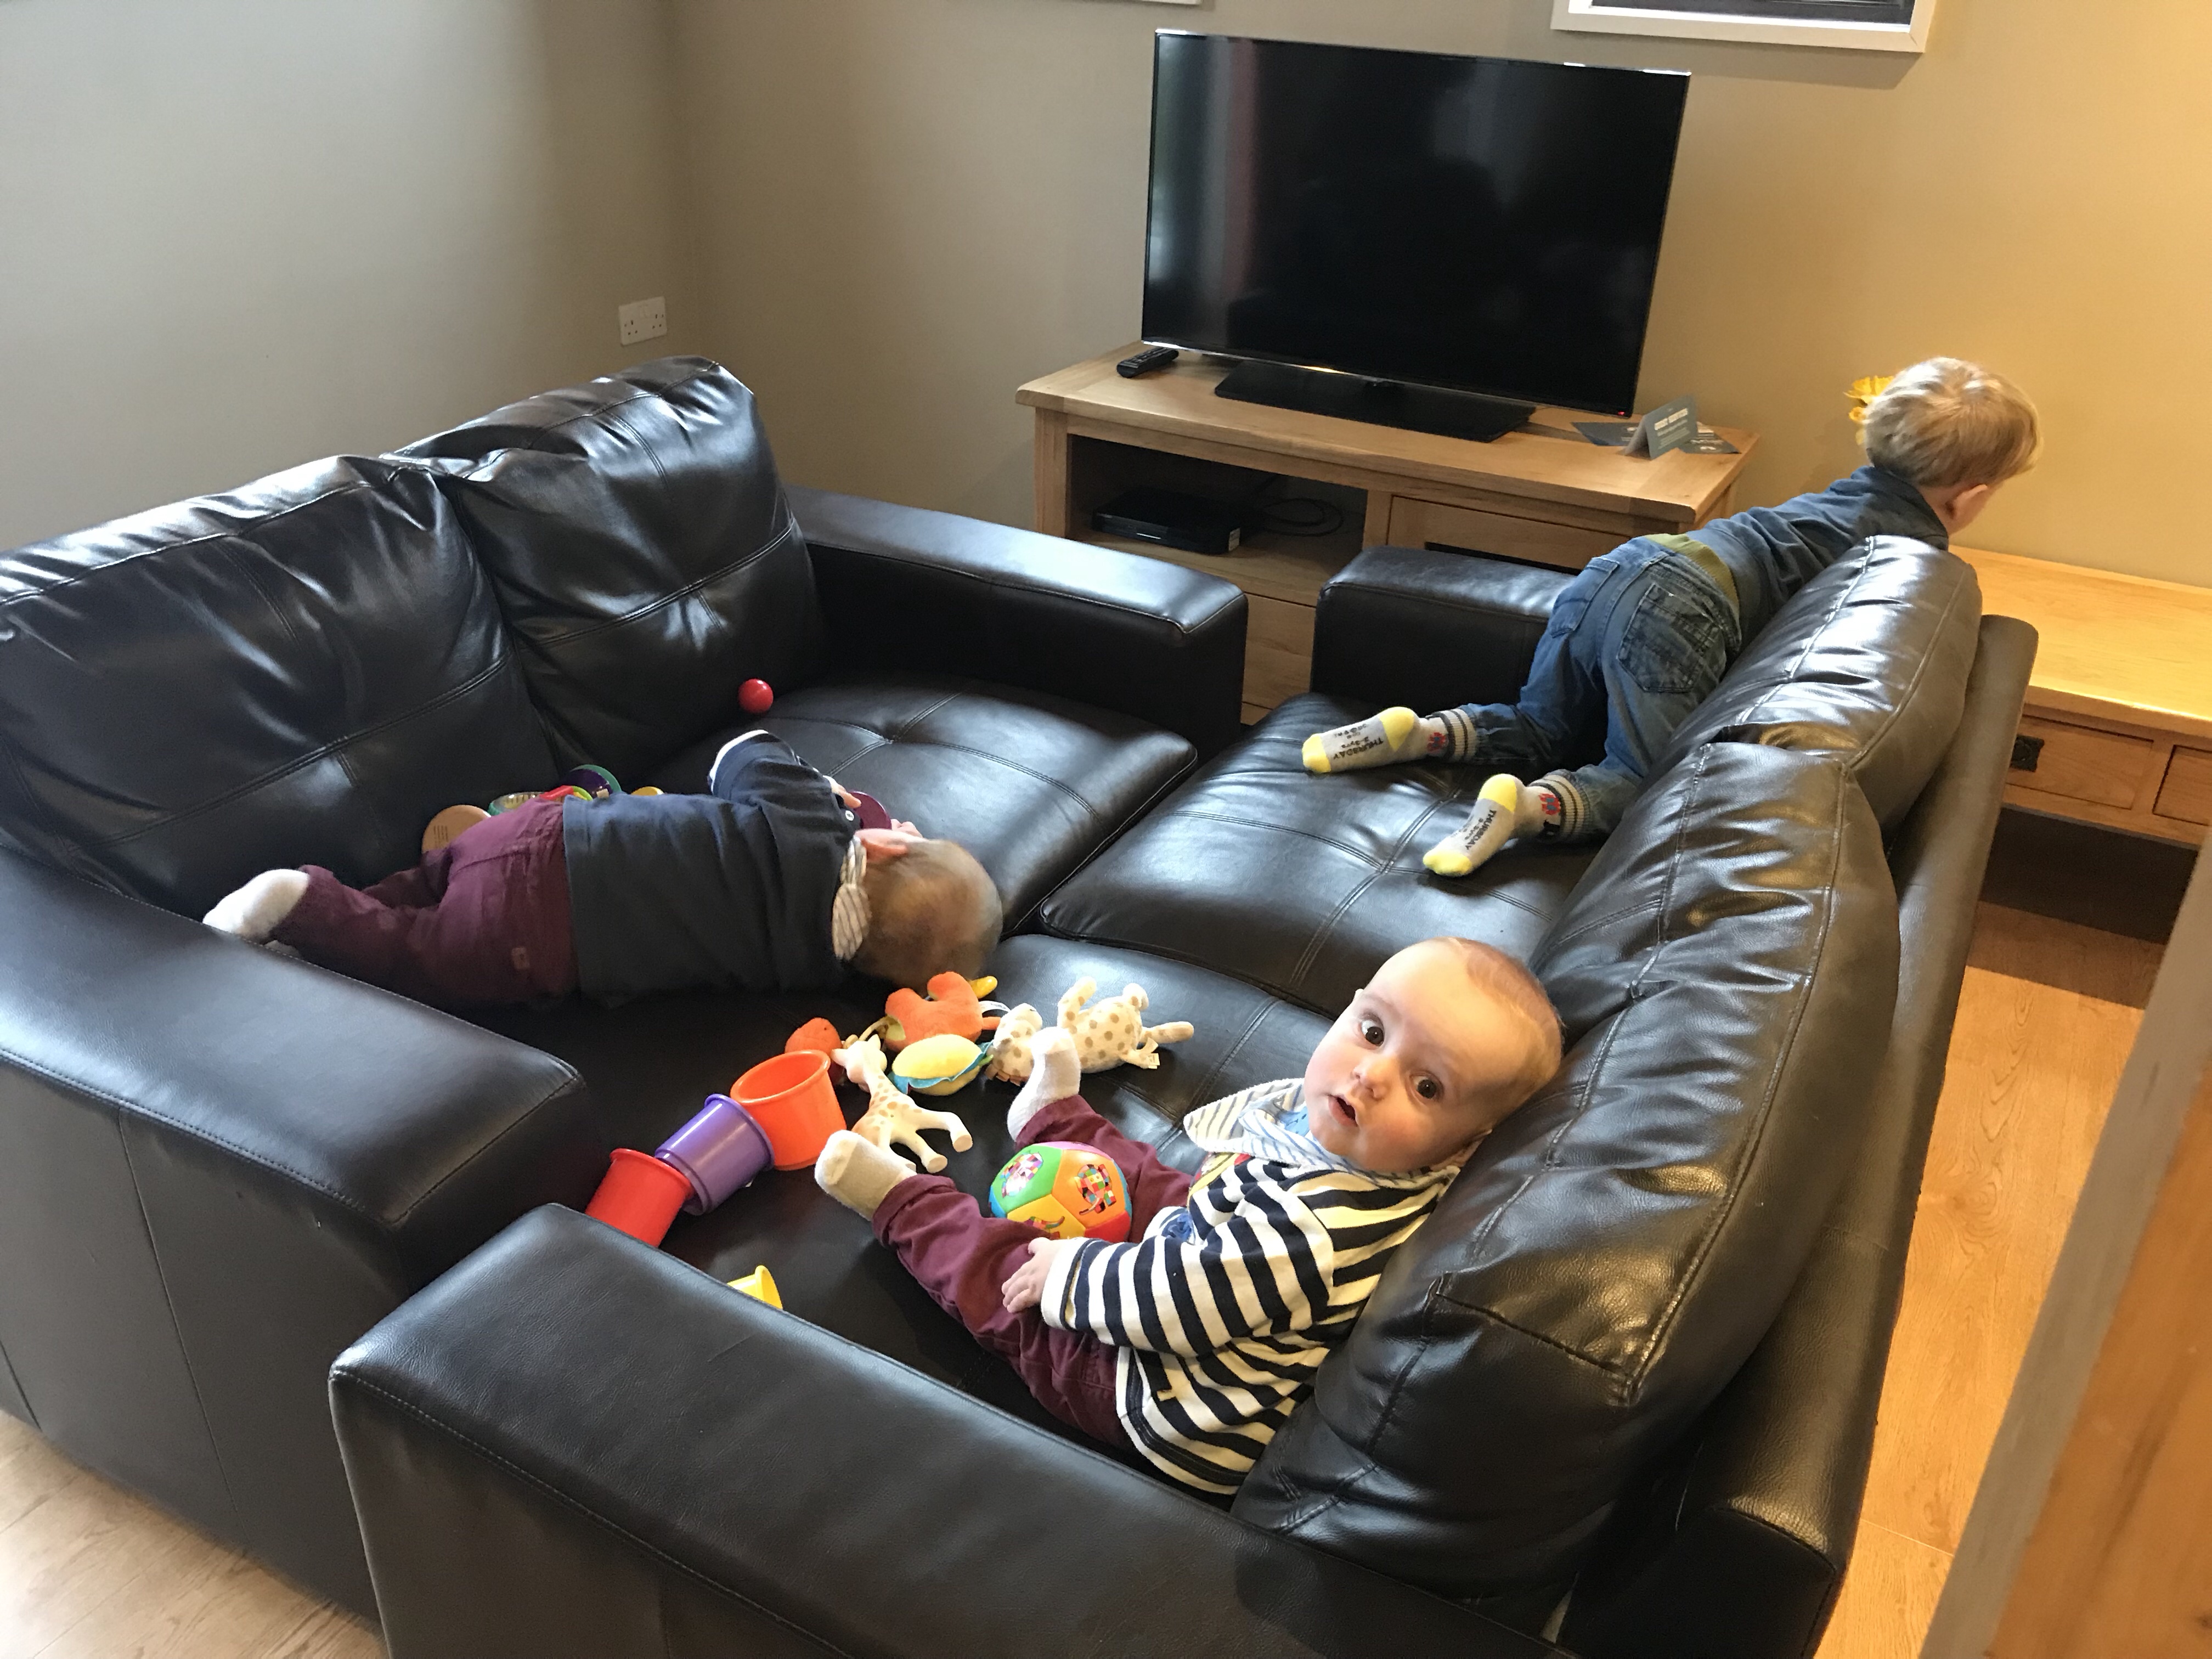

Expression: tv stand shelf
xmin=1018 ymin=345 xmax=1757 ymax=720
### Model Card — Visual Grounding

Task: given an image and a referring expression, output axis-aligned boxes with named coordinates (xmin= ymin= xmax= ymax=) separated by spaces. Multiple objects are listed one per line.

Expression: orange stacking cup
xmin=734 ymin=1049 xmax=844 ymax=1169
xmin=583 ymin=1148 xmax=693 ymax=1247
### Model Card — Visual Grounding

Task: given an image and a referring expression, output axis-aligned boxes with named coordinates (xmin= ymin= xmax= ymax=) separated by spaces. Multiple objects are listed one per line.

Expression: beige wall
xmin=670 ymin=0 xmax=2210 ymax=587
xmin=0 ymin=0 xmax=700 ymax=551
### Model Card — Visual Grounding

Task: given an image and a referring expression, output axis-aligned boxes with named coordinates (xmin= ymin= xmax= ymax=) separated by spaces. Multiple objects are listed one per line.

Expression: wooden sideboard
xmin=1955 ymin=546 xmax=2212 ymax=845
xmin=1019 ymin=345 xmax=1757 ymax=723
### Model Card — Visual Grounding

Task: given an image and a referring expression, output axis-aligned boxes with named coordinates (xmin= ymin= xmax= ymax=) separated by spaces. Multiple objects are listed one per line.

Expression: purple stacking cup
xmin=656 ymin=1094 xmax=774 ymax=1214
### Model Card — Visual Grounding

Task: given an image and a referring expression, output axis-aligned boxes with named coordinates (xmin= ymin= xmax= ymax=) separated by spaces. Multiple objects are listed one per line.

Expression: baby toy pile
xmin=577 ymin=972 xmax=1195 ymax=1307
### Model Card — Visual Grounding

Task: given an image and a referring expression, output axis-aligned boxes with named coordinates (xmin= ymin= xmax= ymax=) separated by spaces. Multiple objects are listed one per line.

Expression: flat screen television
xmin=1142 ymin=33 xmax=1689 ymax=438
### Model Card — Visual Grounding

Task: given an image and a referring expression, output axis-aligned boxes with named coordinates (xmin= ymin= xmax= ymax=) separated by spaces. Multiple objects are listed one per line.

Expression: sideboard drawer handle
xmin=2011 ymin=733 xmax=2046 ymax=773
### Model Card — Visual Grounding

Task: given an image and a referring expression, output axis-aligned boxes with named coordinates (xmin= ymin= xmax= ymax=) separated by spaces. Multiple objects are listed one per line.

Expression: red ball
xmin=738 ymin=678 xmax=775 ymax=714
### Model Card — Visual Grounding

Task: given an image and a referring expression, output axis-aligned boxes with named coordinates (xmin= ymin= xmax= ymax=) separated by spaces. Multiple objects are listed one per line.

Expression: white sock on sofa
xmin=1301 ymin=707 xmax=1442 ymax=775
xmin=815 ymin=1130 xmax=916 ymax=1220
xmin=1423 ymin=776 xmax=1555 ymax=878
xmin=1006 ymin=1027 xmax=1083 ymax=1142
xmin=202 ymin=870 xmax=310 ymax=942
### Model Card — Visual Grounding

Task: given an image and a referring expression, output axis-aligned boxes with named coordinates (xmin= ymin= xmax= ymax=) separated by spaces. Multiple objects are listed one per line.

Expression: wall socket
xmin=618 ymin=296 xmax=668 ymax=346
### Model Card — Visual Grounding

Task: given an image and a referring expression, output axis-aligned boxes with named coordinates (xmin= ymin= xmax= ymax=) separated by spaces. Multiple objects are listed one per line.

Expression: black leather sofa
xmin=0 ymin=359 xmax=1244 ymax=1616
xmin=2 ymin=357 xmax=2034 ymax=1659
xmin=330 ymin=439 xmax=2035 ymax=1648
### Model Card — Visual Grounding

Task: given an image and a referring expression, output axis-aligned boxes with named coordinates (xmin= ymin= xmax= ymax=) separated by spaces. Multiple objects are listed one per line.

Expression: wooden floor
xmin=0 ymin=903 xmax=2162 ymax=1659
xmin=0 ymin=1416 xmax=381 ymax=1659
xmin=1817 ymin=904 xmax=2162 ymax=1659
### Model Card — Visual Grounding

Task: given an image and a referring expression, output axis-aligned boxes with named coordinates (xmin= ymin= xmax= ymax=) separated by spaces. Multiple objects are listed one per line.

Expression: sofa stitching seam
xmin=388 ymin=1073 xmax=589 ymax=1231
xmin=1729 ymin=555 xmax=1968 ymax=780
xmin=1182 ymin=999 xmax=1280 ymax=1108
xmin=1839 ymin=571 xmax=1968 ymax=776
xmin=331 ymin=1372 xmax=857 ymax=1658
xmin=1284 ymin=788 xmax=1466 ymax=986
xmin=210 ymin=541 xmax=370 ymax=802
xmin=77 ymin=654 xmax=518 ymax=853
xmin=0 ymin=1034 xmax=575 ymax=1235
xmin=115 ymin=1122 xmax=247 ymax=1528
xmin=0 ymin=479 xmax=385 ymax=607
xmin=524 ymin=517 xmax=805 ymax=649
xmin=1030 ymin=926 xmax=1335 ymax=1017
xmin=1626 ymin=760 xmax=1855 ymax=1387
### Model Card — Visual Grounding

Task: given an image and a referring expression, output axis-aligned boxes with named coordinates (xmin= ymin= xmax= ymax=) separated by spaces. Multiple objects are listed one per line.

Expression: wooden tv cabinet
xmin=1018 ymin=345 xmax=1757 ymax=721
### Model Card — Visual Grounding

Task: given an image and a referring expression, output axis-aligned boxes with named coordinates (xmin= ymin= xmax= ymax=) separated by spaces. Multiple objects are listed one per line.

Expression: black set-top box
xmin=1091 ymin=486 xmax=1243 ymax=556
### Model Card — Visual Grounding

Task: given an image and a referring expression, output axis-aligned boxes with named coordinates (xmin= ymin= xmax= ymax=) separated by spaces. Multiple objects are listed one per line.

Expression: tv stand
xmin=1214 ymin=359 xmax=1535 ymax=444
xmin=1018 ymin=345 xmax=1755 ymax=723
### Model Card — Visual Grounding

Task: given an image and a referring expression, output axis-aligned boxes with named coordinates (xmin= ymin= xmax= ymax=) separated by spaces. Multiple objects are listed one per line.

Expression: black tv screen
xmin=1142 ymin=34 xmax=1689 ymax=418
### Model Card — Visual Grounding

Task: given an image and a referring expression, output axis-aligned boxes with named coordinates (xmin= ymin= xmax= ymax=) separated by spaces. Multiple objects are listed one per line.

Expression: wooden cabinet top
xmin=1956 ymin=546 xmax=2212 ymax=742
xmin=1018 ymin=345 xmax=1757 ymax=526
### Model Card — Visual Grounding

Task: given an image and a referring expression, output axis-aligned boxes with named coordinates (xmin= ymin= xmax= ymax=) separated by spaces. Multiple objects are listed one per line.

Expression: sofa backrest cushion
xmin=398 ymin=357 xmax=824 ymax=782
xmin=1652 ymin=537 xmax=1982 ymax=829
xmin=1232 ymin=742 xmax=1899 ymax=1598
xmin=0 ymin=458 xmax=556 ymax=915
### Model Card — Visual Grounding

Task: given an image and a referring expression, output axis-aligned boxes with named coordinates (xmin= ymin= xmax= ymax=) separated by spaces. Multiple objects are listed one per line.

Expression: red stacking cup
xmin=583 ymin=1148 xmax=693 ymax=1247
xmin=734 ymin=1049 xmax=845 ymax=1170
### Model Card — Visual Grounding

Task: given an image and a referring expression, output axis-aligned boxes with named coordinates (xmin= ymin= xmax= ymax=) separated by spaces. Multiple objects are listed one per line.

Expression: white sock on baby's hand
xmin=1007 ymin=1026 xmax=1082 ymax=1142
xmin=202 ymin=870 xmax=310 ymax=941
xmin=815 ymin=1130 xmax=916 ymax=1220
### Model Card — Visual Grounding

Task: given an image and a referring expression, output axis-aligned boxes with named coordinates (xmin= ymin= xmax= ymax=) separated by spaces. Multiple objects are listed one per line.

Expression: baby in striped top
xmin=816 ymin=936 xmax=1562 ymax=1494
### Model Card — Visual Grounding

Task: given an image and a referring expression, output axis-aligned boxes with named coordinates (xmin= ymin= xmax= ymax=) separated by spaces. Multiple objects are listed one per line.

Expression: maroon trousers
xmin=873 ymin=1095 xmax=1194 ymax=1448
xmin=273 ymin=799 xmax=577 ymax=1007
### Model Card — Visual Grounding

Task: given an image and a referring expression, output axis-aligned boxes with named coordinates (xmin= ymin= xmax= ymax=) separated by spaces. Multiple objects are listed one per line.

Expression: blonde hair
xmin=854 ymin=839 xmax=1001 ymax=990
xmin=1861 ymin=357 xmax=2040 ymax=489
xmin=1433 ymin=936 xmax=1564 ymax=1120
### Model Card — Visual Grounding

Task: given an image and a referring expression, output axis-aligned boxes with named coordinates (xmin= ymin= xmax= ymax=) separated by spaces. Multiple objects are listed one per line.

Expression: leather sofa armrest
xmin=0 ymin=851 xmax=606 ymax=1611
xmin=1311 ymin=545 xmax=1572 ymax=715
xmin=790 ymin=485 xmax=1248 ymax=757
xmin=1559 ymin=618 xmax=2039 ymax=1659
xmin=332 ymin=1205 xmax=1561 ymax=1659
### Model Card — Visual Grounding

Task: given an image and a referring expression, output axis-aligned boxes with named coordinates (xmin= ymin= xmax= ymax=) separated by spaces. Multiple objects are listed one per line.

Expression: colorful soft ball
xmin=738 ymin=678 xmax=775 ymax=714
xmin=989 ymin=1142 xmax=1131 ymax=1243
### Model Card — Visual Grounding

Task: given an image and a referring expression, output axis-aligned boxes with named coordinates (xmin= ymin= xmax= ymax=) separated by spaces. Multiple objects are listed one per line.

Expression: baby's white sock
xmin=815 ymin=1130 xmax=915 ymax=1220
xmin=1301 ymin=707 xmax=1443 ymax=774
xmin=1423 ymin=776 xmax=1558 ymax=878
xmin=1007 ymin=1027 xmax=1082 ymax=1142
xmin=202 ymin=870 xmax=310 ymax=942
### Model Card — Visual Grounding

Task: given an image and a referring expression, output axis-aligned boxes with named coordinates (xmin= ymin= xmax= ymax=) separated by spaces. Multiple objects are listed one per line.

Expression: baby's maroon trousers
xmin=273 ymin=798 xmax=577 ymax=1006
xmin=872 ymin=1095 xmax=1194 ymax=1447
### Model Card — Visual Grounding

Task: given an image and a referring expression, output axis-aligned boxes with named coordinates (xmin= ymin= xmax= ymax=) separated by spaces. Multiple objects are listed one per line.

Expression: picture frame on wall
xmin=1552 ymin=0 xmax=1937 ymax=53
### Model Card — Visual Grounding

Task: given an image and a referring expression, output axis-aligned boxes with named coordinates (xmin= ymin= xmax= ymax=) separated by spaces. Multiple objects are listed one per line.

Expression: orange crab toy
xmin=882 ymin=974 xmax=1002 ymax=1051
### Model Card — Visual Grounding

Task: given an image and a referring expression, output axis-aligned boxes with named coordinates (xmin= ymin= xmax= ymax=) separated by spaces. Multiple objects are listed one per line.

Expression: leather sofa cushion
xmin=647 ymin=670 xmax=1197 ymax=927
xmin=398 ymin=357 xmax=823 ymax=783
xmin=475 ymin=932 xmax=1327 ymax=1442
xmin=1652 ymin=537 xmax=1981 ymax=828
xmin=1233 ymin=742 xmax=1900 ymax=1599
xmin=0 ymin=458 xmax=553 ymax=915
xmin=1036 ymin=692 xmax=1594 ymax=1013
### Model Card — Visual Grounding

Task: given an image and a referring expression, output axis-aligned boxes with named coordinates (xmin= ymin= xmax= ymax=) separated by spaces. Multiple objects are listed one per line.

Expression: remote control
xmin=1116 ymin=346 xmax=1180 ymax=379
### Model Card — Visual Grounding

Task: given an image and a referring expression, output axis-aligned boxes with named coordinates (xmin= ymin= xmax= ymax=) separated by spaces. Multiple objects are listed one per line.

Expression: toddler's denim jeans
xmin=1452 ymin=537 xmax=1742 ymax=842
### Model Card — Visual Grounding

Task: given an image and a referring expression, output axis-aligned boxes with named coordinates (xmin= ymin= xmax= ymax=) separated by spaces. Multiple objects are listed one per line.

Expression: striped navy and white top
xmin=1039 ymin=1079 xmax=1460 ymax=1494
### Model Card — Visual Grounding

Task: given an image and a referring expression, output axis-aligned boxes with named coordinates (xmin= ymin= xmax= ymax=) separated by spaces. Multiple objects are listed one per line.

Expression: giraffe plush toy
xmin=830 ymin=1030 xmax=974 ymax=1173
xmin=986 ymin=978 xmax=1195 ymax=1084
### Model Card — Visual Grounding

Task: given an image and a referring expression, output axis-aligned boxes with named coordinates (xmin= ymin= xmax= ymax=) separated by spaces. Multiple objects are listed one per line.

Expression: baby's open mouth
xmin=1328 ymin=1092 xmax=1359 ymax=1127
